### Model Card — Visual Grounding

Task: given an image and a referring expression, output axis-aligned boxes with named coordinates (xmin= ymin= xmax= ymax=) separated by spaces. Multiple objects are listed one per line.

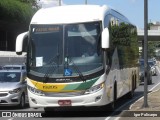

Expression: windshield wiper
xmin=43 ymin=45 xmax=60 ymax=83
xmin=66 ymin=56 xmax=86 ymax=82
xmin=64 ymin=41 xmax=86 ymax=82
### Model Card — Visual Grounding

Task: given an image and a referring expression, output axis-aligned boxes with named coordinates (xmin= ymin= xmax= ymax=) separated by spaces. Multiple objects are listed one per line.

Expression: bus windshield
xmin=28 ymin=21 xmax=103 ymax=82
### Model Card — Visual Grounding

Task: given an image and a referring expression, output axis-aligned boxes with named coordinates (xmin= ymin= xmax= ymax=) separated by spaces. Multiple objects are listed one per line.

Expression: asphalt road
xmin=1 ymin=66 xmax=160 ymax=120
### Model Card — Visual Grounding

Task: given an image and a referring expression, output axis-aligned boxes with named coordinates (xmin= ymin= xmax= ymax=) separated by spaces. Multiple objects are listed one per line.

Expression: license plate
xmin=58 ymin=100 xmax=72 ymax=106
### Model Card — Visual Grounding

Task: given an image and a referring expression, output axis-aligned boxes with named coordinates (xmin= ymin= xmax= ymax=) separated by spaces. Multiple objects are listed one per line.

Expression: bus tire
xmin=44 ymin=107 xmax=55 ymax=113
xmin=134 ymin=75 xmax=137 ymax=90
xmin=44 ymin=107 xmax=50 ymax=112
xmin=128 ymin=78 xmax=135 ymax=99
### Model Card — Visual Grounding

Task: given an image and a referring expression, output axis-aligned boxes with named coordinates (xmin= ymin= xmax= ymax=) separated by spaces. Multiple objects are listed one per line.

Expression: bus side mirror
xmin=101 ymin=28 xmax=109 ymax=49
xmin=16 ymin=32 xmax=28 ymax=55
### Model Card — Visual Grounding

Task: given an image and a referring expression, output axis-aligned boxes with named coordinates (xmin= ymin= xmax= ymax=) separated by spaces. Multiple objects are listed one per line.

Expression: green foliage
xmin=148 ymin=41 xmax=160 ymax=58
xmin=0 ymin=0 xmax=37 ymax=23
xmin=109 ymin=22 xmax=139 ymax=68
xmin=148 ymin=41 xmax=156 ymax=58
xmin=148 ymin=22 xmax=154 ymax=30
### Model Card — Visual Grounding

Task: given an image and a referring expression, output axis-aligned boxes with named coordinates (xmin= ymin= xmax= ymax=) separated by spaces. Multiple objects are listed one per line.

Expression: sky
xmin=37 ymin=0 xmax=160 ymax=29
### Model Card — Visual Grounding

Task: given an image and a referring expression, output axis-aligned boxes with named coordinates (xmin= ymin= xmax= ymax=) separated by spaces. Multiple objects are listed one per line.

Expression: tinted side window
xmin=104 ymin=14 xmax=111 ymax=28
xmin=109 ymin=16 xmax=138 ymax=68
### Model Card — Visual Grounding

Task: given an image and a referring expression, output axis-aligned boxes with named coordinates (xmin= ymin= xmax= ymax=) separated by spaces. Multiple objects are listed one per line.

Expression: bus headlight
xmin=27 ymin=85 xmax=44 ymax=96
xmin=84 ymin=83 xmax=104 ymax=94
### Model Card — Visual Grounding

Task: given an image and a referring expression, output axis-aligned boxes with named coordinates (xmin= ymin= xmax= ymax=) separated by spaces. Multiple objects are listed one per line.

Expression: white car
xmin=3 ymin=64 xmax=26 ymax=70
xmin=148 ymin=61 xmax=157 ymax=76
xmin=0 ymin=65 xmax=27 ymax=108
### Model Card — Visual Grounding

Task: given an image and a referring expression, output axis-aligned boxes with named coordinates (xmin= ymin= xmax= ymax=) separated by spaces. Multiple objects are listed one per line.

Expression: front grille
xmin=0 ymin=100 xmax=7 ymax=103
xmin=44 ymin=91 xmax=85 ymax=97
xmin=11 ymin=99 xmax=18 ymax=102
xmin=0 ymin=93 xmax=8 ymax=97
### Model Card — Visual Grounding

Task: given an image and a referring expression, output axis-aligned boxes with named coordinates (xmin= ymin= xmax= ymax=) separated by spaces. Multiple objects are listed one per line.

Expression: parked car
xmin=0 ymin=65 xmax=27 ymax=108
xmin=3 ymin=64 xmax=26 ymax=70
xmin=139 ymin=59 xmax=157 ymax=76
xmin=148 ymin=60 xmax=157 ymax=76
xmin=139 ymin=62 xmax=152 ymax=85
xmin=151 ymin=57 xmax=157 ymax=66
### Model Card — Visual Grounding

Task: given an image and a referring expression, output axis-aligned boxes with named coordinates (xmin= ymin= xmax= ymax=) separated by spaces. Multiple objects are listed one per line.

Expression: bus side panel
xmin=104 ymin=13 xmax=139 ymax=101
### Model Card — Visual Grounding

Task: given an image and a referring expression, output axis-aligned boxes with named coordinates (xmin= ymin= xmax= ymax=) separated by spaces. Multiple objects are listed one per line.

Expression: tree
xmin=0 ymin=0 xmax=39 ymax=24
xmin=148 ymin=22 xmax=154 ymax=30
xmin=148 ymin=41 xmax=156 ymax=58
xmin=147 ymin=22 xmax=160 ymax=58
xmin=0 ymin=0 xmax=39 ymax=51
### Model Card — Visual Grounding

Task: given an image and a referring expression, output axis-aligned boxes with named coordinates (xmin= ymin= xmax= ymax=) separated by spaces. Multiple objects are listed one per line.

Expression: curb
xmin=129 ymin=88 xmax=160 ymax=110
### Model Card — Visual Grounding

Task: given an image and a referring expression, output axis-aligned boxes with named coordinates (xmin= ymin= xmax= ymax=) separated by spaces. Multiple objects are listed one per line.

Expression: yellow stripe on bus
xmin=30 ymin=80 xmax=66 ymax=92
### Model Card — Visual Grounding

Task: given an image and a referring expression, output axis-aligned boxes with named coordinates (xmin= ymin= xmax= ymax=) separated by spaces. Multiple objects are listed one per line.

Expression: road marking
xmin=8 ymin=118 xmax=14 ymax=120
xmin=105 ymin=66 xmax=160 ymax=120
xmin=129 ymin=66 xmax=160 ymax=110
xmin=114 ymin=117 xmax=120 ymax=120
xmin=105 ymin=94 xmax=143 ymax=120
xmin=156 ymin=66 xmax=160 ymax=73
xmin=150 ymin=81 xmax=160 ymax=91
xmin=150 ymin=66 xmax=160 ymax=91
xmin=105 ymin=117 xmax=119 ymax=120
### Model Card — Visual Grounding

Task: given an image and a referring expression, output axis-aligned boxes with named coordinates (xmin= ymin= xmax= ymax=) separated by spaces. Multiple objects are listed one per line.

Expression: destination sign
xmin=35 ymin=26 xmax=60 ymax=32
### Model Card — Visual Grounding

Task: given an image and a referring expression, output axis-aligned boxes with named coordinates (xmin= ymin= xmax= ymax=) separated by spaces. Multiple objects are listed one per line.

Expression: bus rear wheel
xmin=128 ymin=77 xmax=135 ymax=99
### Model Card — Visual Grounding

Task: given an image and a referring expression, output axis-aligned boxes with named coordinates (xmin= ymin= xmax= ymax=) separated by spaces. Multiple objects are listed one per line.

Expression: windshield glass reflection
xmin=0 ymin=72 xmax=21 ymax=82
xmin=28 ymin=22 xmax=103 ymax=79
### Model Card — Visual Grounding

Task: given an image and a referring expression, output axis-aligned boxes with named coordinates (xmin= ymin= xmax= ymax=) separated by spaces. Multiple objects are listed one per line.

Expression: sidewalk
xmin=118 ymin=89 xmax=160 ymax=120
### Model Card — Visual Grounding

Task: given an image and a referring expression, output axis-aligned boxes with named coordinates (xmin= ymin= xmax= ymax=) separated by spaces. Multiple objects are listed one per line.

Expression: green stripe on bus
xmin=63 ymin=78 xmax=98 ymax=91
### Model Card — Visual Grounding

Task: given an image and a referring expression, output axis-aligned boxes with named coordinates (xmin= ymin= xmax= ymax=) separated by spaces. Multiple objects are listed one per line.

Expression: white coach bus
xmin=16 ymin=5 xmax=139 ymax=111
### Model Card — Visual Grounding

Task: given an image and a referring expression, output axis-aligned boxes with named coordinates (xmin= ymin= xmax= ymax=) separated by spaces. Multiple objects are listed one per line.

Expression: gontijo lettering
xmin=35 ymin=27 xmax=60 ymax=32
xmin=43 ymin=85 xmax=57 ymax=89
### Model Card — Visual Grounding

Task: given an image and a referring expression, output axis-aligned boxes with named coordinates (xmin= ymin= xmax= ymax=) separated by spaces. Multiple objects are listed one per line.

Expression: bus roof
xmin=31 ymin=5 xmax=110 ymax=24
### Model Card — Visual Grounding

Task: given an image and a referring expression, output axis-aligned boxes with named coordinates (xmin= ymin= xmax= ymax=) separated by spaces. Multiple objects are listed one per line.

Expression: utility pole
xmin=85 ymin=0 xmax=87 ymax=5
xmin=142 ymin=0 xmax=149 ymax=108
xmin=59 ymin=0 xmax=61 ymax=6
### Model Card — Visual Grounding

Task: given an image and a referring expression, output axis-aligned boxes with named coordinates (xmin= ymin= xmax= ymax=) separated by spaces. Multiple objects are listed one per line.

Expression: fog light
xmin=95 ymin=95 xmax=102 ymax=102
xmin=11 ymin=99 xmax=18 ymax=102
xmin=31 ymin=97 xmax=37 ymax=104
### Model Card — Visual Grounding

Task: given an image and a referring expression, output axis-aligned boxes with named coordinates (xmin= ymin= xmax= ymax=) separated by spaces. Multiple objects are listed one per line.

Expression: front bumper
xmin=0 ymin=92 xmax=21 ymax=106
xmin=28 ymin=88 xmax=109 ymax=108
